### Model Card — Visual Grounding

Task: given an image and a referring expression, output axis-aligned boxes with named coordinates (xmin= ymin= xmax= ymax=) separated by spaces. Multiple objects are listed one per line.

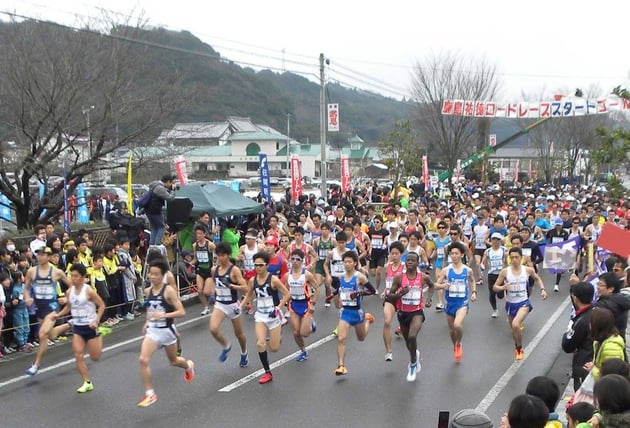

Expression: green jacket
xmin=592 ymin=334 xmax=626 ymax=379
xmin=222 ymin=228 xmax=240 ymax=260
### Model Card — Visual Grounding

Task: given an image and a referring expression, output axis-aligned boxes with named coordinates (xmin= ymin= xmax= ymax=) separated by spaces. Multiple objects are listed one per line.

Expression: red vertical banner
xmin=341 ymin=155 xmax=351 ymax=194
xmin=174 ymin=156 xmax=189 ymax=185
xmin=290 ymin=156 xmax=302 ymax=204
xmin=514 ymin=159 xmax=520 ymax=181
xmin=422 ymin=155 xmax=429 ymax=189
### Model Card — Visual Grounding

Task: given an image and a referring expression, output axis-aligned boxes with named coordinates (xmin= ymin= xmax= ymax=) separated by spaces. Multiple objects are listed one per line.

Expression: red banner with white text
xmin=174 ymin=156 xmax=189 ymax=185
xmin=422 ymin=155 xmax=429 ymax=189
xmin=290 ymin=156 xmax=302 ymax=204
xmin=341 ymin=155 xmax=351 ymax=194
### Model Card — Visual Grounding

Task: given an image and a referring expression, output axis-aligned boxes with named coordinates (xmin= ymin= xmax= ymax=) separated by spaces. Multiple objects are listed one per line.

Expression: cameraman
xmin=146 ymin=174 xmax=177 ymax=246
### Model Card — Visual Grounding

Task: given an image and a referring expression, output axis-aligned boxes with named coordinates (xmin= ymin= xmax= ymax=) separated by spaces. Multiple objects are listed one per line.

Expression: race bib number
xmin=196 ymin=251 xmax=209 ymax=263
xmin=290 ymin=285 xmax=306 ymax=300
xmin=71 ymin=307 xmax=89 ymax=323
xmin=449 ymin=280 xmax=466 ymax=298
xmin=371 ymin=237 xmax=383 ymax=248
xmin=244 ymin=259 xmax=254 ymax=270
xmin=215 ymin=285 xmax=232 ymax=301
xmin=551 ymin=237 xmax=563 ymax=243
xmin=257 ymin=295 xmax=274 ymax=313
xmin=34 ymin=286 xmax=54 ymax=300
xmin=522 ymin=248 xmax=532 ymax=258
xmin=332 ymin=260 xmax=344 ymax=275
xmin=401 ymin=288 xmax=421 ymax=306
xmin=340 ymin=288 xmax=358 ymax=307
xmin=437 ymin=248 xmax=444 ymax=259
xmin=147 ymin=307 xmax=167 ymax=328
xmin=385 ymin=277 xmax=394 ymax=291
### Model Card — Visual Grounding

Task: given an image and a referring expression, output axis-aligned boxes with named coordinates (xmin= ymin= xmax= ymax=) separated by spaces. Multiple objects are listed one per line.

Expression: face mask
xmin=6 ymin=244 xmax=15 ymax=252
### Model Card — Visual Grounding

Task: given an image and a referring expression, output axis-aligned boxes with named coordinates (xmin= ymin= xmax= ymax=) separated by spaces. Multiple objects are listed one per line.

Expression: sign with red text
xmin=341 ymin=155 xmax=351 ymax=194
xmin=327 ymin=103 xmax=339 ymax=132
xmin=174 ymin=156 xmax=189 ymax=185
xmin=441 ymin=96 xmax=629 ymax=118
xmin=290 ymin=156 xmax=302 ymax=204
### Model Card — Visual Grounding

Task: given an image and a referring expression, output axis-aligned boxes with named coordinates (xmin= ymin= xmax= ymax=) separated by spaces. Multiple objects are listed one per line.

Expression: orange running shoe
xmin=184 ymin=360 xmax=195 ymax=382
xmin=365 ymin=313 xmax=375 ymax=324
xmin=515 ymin=349 xmax=524 ymax=361
xmin=137 ymin=393 xmax=158 ymax=408
xmin=454 ymin=344 xmax=463 ymax=363
xmin=335 ymin=365 xmax=348 ymax=376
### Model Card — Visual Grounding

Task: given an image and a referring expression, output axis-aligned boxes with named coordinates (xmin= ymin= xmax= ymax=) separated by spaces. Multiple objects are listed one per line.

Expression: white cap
xmin=491 ymin=232 xmax=503 ymax=240
xmin=326 ymin=215 xmax=336 ymax=223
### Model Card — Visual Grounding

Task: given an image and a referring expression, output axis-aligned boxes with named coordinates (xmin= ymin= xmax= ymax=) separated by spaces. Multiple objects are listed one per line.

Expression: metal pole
xmin=319 ymin=53 xmax=327 ymax=200
xmin=286 ymin=113 xmax=291 ymax=178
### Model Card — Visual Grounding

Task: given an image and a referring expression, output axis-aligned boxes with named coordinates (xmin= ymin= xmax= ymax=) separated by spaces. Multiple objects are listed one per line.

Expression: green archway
xmin=246 ymin=143 xmax=261 ymax=156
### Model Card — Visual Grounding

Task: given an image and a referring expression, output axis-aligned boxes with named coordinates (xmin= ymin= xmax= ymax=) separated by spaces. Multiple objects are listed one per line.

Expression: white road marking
xmin=476 ymin=295 xmax=572 ymax=413
xmin=218 ymin=334 xmax=337 ymax=392
xmin=0 ymin=315 xmax=206 ymax=390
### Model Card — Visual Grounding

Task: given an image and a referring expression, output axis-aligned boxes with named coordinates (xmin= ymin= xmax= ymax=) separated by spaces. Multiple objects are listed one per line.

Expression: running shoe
xmin=384 ymin=352 xmax=393 ymax=362
xmin=239 ymin=352 xmax=249 ymax=368
xmin=406 ymin=362 xmax=418 ymax=382
xmin=515 ymin=348 xmax=524 ymax=361
xmin=77 ymin=380 xmax=94 ymax=393
xmin=311 ymin=318 xmax=317 ymax=333
xmin=259 ymin=372 xmax=273 ymax=384
xmin=184 ymin=360 xmax=195 ymax=382
xmin=454 ymin=344 xmax=463 ymax=363
xmin=332 ymin=326 xmax=338 ymax=336
xmin=124 ymin=313 xmax=135 ymax=321
xmin=334 ymin=365 xmax=348 ymax=376
xmin=115 ymin=314 xmax=124 ymax=321
xmin=295 ymin=350 xmax=309 ymax=362
xmin=20 ymin=343 xmax=33 ymax=353
xmin=365 ymin=313 xmax=375 ymax=324
xmin=553 ymin=284 xmax=560 ymax=292
xmin=56 ymin=335 xmax=68 ymax=341
xmin=137 ymin=393 xmax=158 ymax=407
xmin=394 ymin=327 xmax=401 ymax=337
xmin=25 ymin=364 xmax=39 ymax=376
xmin=435 ymin=304 xmax=445 ymax=312
xmin=200 ymin=306 xmax=211 ymax=316
xmin=491 ymin=309 xmax=498 ymax=318
xmin=246 ymin=303 xmax=254 ymax=315
xmin=47 ymin=339 xmax=56 ymax=346
xmin=324 ymin=302 xmax=331 ymax=308
xmin=219 ymin=344 xmax=232 ymax=362
xmin=97 ymin=326 xmax=112 ymax=337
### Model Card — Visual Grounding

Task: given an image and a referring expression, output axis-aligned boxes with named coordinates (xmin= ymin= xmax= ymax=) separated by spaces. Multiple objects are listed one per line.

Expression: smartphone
xmin=438 ymin=411 xmax=450 ymax=428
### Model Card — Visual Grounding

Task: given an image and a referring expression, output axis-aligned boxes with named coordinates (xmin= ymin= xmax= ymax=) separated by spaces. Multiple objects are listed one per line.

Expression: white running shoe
xmin=385 ymin=352 xmax=393 ymax=362
xmin=200 ymin=306 xmax=211 ymax=316
xmin=491 ymin=309 xmax=498 ymax=318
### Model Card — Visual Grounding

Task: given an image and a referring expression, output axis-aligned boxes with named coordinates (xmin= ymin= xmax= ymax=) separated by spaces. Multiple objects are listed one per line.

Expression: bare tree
xmin=378 ymin=120 xmax=421 ymax=189
xmin=0 ymin=17 xmax=187 ymax=229
xmin=411 ymin=52 xmax=500 ymax=187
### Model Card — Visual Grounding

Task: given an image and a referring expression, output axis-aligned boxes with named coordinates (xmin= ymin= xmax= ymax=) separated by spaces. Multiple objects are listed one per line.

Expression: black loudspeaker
xmin=166 ymin=198 xmax=193 ymax=232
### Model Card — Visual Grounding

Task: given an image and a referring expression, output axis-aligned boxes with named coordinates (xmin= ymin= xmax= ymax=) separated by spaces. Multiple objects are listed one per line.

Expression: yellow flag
xmin=127 ymin=153 xmax=133 ymax=215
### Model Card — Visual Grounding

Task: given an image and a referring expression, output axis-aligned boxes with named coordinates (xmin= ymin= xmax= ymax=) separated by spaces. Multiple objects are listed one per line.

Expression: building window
xmin=246 ymin=143 xmax=261 ymax=156
xmin=197 ymin=162 xmax=208 ymax=172
xmin=247 ymin=162 xmax=259 ymax=172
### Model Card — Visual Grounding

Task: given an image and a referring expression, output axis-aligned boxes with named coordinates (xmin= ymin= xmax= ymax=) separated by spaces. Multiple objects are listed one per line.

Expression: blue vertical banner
xmin=230 ymin=180 xmax=240 ymax=193
xmin=259 ymin=153 xmax=271 ymax=202
xmin=0 ymin=193 xmax=11 ymax=221
xmin=38 ymin=181 xmax=47 ymax=218
xmin=77 ymin=183 xmax=89 ymax=224
xmin=62 ymin=162 xmax=70 ymax=232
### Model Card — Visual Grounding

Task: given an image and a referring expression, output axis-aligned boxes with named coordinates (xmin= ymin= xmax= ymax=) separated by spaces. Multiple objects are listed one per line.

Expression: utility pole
xmin=319 ymin=53 xmax=327 ymax=200
xmin=286 ymin=113 xmax=291 ymax=178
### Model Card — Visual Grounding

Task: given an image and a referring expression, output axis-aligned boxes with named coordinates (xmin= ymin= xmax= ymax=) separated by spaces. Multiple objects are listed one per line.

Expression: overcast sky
xmin=4 ymin=0 xmax=629 ymax=100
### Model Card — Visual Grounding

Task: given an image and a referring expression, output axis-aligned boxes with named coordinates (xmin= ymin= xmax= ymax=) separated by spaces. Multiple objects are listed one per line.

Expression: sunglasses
xmin=291 ymin=257 xmax=303 ymax=262
xmin=438 ymin=226 xmax=446 ymax=229
xmin=253 ymin=263 xmax=267 ymax=267
xmin=288 ymin=225 xmax=296 ymax=228
xmin=450 ymin=232 xmax=459 ymax=236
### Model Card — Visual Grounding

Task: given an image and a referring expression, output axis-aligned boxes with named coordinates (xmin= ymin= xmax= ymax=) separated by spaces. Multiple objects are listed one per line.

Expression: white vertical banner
xmin=500 ymin=159 xmax=505 ymax=182
xmin=514 ymin=159 xmax=520 ymax=181
xmin=174 ymin=156 xmax=189 ymax=185
xmin=489 ymin=134 xmax=497 ymax=147
xmin=327 ymin=103 xmax=339 ymax=132
xmin=456 ymin=159 xmax=461 ymax=182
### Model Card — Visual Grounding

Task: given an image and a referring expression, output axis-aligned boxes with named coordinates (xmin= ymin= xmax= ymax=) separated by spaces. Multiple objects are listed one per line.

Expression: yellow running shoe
xmin=77 ymin=380 xmax=94 ymax=393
